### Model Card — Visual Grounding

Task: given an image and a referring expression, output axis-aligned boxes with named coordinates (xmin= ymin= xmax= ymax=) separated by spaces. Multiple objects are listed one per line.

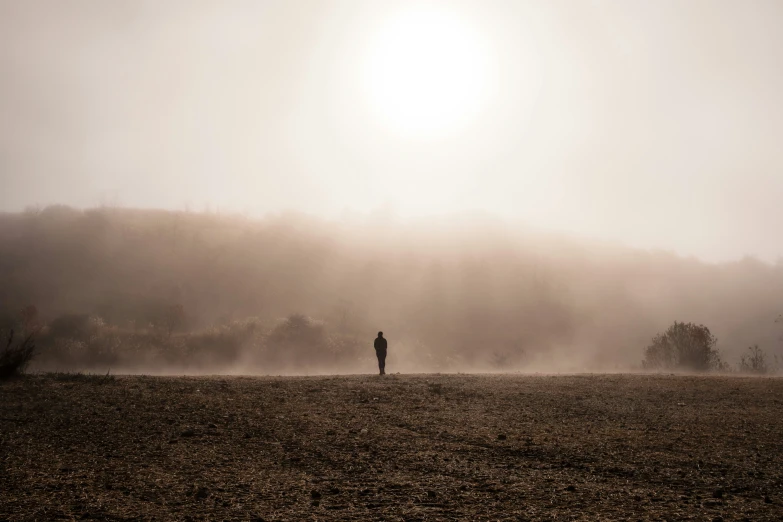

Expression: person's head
xmin=377 ymin=331 xmax=383 ymax=338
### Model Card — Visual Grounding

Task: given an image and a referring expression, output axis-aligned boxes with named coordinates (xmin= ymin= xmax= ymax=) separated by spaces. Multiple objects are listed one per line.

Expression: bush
xmin=267 ymin=314 xmax=327 ymax=365
xmin=642 ymin=321 xmax=724 ymax=372
xmin=269 ymin=314 xmax=324 ymax=345
xmin=0 ymin=330 xmax=36 ymax=379
xmin=739 ymin=345 xmax=776 ymax=375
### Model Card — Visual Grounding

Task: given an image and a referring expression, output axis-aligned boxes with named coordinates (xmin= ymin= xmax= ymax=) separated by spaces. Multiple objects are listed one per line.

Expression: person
xmin=374 ymin=331 xmax=387 ymax=375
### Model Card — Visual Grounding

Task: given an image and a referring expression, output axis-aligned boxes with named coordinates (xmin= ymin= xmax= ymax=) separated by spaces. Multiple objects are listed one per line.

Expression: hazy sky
xmin=1 ymin=0 xmax=782 ymax=262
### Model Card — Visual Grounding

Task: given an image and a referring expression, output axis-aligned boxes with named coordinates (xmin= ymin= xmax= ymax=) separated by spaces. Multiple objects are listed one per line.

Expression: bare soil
xmin=2 ymin=373 xmax=782 ymax=520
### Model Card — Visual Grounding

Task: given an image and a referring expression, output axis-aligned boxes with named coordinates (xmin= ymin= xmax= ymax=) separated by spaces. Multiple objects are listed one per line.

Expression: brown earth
xmin=1 ymin=373 xmax=782 ymax=521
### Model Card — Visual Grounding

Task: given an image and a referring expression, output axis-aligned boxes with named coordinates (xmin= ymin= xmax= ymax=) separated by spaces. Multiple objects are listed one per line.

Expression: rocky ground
xmin=1 ymin=373 xmax=782 ymax=521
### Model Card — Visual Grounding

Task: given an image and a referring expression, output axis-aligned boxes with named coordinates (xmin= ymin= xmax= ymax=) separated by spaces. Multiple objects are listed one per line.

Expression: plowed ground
xmin=2 ymin=374 xmax=782 ymax=520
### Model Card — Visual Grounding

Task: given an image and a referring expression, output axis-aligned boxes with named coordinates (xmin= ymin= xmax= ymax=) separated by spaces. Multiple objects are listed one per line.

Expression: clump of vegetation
xmin=738 ymin=345 xmax=778 ymax=375
xmin=642 ymin=321 xmax=725 ymax=372
xmin=269 ymin=313 xmax=325 ymax=347
xmin=0 ymin=330 xmax=36 ymax=379
xmin=27 ymin=308 xmax=370 ymax=373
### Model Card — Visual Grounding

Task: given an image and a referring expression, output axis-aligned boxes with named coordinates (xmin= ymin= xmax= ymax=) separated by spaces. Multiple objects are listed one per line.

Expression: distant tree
xmin=739 ymin=345 xmax=773 ymax=374
xmin=642 ymin=321 xmax=724 ymax=372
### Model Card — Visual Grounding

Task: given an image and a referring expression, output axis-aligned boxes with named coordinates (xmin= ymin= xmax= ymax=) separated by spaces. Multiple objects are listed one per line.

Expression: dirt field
xmin=2 ymin=373 xmax=782 ymax=521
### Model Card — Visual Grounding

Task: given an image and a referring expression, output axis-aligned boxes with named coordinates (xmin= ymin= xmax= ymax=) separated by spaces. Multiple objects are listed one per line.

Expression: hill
xmin=1 ymin=206 xmax=781 ymax=372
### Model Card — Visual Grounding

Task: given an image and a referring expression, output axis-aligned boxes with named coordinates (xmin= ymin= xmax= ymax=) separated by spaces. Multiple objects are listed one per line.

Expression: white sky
xmin=1 ymin=0 xmax=782 ymax=262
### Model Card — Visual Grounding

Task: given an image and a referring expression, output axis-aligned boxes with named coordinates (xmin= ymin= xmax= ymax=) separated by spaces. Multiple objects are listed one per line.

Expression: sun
xmin=363 ymin=8 xmax=491 ymax=138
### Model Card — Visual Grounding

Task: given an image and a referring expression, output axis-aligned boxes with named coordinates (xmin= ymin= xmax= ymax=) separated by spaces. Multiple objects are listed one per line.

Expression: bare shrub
xmin=739 ymin=345 xmax=776 ymax=374
xmin=0 ymin=330 xmax=36 ymax=379
xmin=642 ymin=321 xmax=724 ymax=372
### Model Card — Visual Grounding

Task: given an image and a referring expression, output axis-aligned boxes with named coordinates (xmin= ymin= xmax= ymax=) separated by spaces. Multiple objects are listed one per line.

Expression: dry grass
xmin=1 ymin=374 xmax=782 ymax=520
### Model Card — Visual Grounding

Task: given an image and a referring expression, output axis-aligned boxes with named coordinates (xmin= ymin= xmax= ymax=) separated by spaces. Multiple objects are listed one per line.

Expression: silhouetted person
xmin=374 ymin=331 xmax=387 ymax=375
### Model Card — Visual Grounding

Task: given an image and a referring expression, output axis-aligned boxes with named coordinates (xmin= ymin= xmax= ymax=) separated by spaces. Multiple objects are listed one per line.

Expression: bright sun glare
xmin=364 ymin=8 xmax=491 ymax=137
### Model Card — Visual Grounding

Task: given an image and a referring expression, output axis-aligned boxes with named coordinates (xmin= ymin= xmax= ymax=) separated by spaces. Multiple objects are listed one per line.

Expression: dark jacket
xmin=374 ymin=337 xmax=387 ymax=353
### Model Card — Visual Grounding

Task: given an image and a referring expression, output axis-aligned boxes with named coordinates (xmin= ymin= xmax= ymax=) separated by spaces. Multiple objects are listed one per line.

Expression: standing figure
xmin=374 ymin=331 xmax=387 ymax=375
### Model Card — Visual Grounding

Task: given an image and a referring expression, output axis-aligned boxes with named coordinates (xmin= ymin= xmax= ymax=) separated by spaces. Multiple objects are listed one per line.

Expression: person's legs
xmin=377 ymin=351 xmax=386 ymax=375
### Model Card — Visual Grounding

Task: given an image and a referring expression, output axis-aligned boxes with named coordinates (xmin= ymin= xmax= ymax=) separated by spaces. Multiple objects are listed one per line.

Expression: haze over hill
xmin=1 ymin=207 xmax=781 ymax=373
xmin=2 ymin=2 xmax=783 ymax=372
xmin=2 ymin=1 xmax=783 ymax=263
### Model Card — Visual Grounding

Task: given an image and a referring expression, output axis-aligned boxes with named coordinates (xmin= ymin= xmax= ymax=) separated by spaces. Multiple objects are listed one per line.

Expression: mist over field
xmin=1 ymin=206 xmax=781 ymax=374
xmin=2 ymin=1 xmax=783 ymax=376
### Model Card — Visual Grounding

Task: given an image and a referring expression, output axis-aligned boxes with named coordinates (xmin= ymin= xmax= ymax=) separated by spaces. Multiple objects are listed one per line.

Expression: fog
xmin=1 ymin=2 xmax=783 ymax=373
xmin=2 ymin=1 xmax=783 ymax=263
xmin=1 ymin=207 xmax=781 ymax=374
